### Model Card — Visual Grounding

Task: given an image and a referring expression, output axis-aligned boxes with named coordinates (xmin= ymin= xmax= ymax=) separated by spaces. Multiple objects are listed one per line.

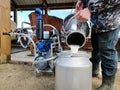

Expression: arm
xmin=88 ymin=0 xmax=120 ymax=13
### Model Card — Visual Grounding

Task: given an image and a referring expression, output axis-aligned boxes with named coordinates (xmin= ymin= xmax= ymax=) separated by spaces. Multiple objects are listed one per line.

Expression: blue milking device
xmin=35 ymin=8 xmax=51 ymax=53
xmin=33 ymin=8 xmax=62 ymax=76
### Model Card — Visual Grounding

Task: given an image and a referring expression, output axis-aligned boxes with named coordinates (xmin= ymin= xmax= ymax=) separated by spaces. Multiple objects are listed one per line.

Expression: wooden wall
xmin=0 ymin=0 xmax=11 ymax=63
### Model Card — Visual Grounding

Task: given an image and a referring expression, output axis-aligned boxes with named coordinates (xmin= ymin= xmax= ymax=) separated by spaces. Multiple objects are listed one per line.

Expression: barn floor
xmin=0 ymin=49 xmax=120 ymax=90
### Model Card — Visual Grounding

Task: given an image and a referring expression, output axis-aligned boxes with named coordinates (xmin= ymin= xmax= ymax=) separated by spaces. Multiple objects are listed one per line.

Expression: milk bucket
xmin=55 ymin=51 xmax=92 ymax=90
xmin=62 ymin=14 xmax=91 ymax=48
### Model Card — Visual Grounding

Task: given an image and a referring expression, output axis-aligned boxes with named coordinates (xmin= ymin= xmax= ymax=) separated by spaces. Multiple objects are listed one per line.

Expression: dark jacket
xmin=85 ymin=0 xmax=120 ymax=32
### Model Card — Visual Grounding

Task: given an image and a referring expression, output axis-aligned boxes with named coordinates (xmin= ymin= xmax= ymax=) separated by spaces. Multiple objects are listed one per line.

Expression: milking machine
xmin=3 ymin=8 xmax=62 ymax=77
xmin=32 ymin=8 xmax=62 ymax=76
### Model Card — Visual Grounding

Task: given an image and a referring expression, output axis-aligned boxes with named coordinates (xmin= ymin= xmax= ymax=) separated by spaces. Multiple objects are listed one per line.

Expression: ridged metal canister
xmin=55 ymin=51 xmax=92 ymax=90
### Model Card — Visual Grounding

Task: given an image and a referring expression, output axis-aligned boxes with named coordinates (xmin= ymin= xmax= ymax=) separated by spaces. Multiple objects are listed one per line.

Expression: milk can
xmin=62 ymin=14 xmax=91 ymax=48
xmin=55 ymin=51 xmax=92 ymax=90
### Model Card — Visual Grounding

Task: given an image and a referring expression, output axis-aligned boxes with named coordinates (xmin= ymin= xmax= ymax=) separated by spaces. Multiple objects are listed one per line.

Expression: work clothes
xmin=90 ymin=28 xmax=119 ymax=76
xmin=88 ymin=0 xmax=120 ymax=32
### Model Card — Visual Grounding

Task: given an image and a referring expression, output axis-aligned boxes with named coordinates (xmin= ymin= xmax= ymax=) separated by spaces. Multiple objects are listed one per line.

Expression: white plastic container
xmin=55 ymin=51 xmax=92 ymax=90
xmin=43 ymin=31 xmax=49 ymax=39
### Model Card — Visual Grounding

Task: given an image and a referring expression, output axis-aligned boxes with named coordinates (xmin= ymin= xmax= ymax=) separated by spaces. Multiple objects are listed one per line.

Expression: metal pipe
xmin=36 ymin=19 xmax=44 ymax=40
xmin=35 ymin=8 xmax=43 ymax=40
xmin=4 ymin=32 xmax=37 ymax=56
xmin=21 ymin=21 xmax=30 ymax=29
xmin=33 ymin=55 xmax=57 ymax=65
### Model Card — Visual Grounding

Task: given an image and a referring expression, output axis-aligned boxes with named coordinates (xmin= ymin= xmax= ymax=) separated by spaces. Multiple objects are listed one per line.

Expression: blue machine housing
xmin=37 ymin=41 xmax=51 ymax=52
xmin=35 ymin=8 xmax=42 ymax=20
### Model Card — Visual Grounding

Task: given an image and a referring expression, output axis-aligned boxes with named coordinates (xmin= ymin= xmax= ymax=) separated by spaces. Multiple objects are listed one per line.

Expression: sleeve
xmin=88 ymin=0 xmax=120 ymax=13
xmin=81 ymin=0 xmax=89 ymax=8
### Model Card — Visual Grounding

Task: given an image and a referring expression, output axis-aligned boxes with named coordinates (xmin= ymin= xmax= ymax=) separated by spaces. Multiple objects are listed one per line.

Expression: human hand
xmin=75 ymin=1 xmax=91 ymax=22
xmin=75 ymin=1 xmax=83 ymax=13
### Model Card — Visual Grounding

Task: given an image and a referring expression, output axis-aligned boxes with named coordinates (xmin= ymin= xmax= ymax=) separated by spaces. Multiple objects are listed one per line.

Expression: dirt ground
xmin=0 ymin=63 xmax=120 ymax=90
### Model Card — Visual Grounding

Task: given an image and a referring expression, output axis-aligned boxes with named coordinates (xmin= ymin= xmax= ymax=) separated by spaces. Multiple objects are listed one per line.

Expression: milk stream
xmin=69 ymin=45 xmax=79 ymax=53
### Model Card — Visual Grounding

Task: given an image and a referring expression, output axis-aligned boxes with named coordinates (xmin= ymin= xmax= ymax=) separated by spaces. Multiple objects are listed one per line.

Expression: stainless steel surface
xmin=63 ymin=14 xmax=90 ymax=48
xmin=55 ymin=51 xmax=92 ymax=90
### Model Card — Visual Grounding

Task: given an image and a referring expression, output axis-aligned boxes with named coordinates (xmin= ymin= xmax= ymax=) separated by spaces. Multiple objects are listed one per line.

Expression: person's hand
xmin=75 ymin=1 xmax=91 ymax=22
xmin=75 ymin=1 xmax=83 ymax=13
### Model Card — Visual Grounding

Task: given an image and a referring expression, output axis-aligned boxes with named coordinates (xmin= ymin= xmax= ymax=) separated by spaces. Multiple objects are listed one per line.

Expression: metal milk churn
xmin=55 ymin=51 xmax=92 ymax=90
xmin=62 ymin=14 xmax=91 ymax=48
